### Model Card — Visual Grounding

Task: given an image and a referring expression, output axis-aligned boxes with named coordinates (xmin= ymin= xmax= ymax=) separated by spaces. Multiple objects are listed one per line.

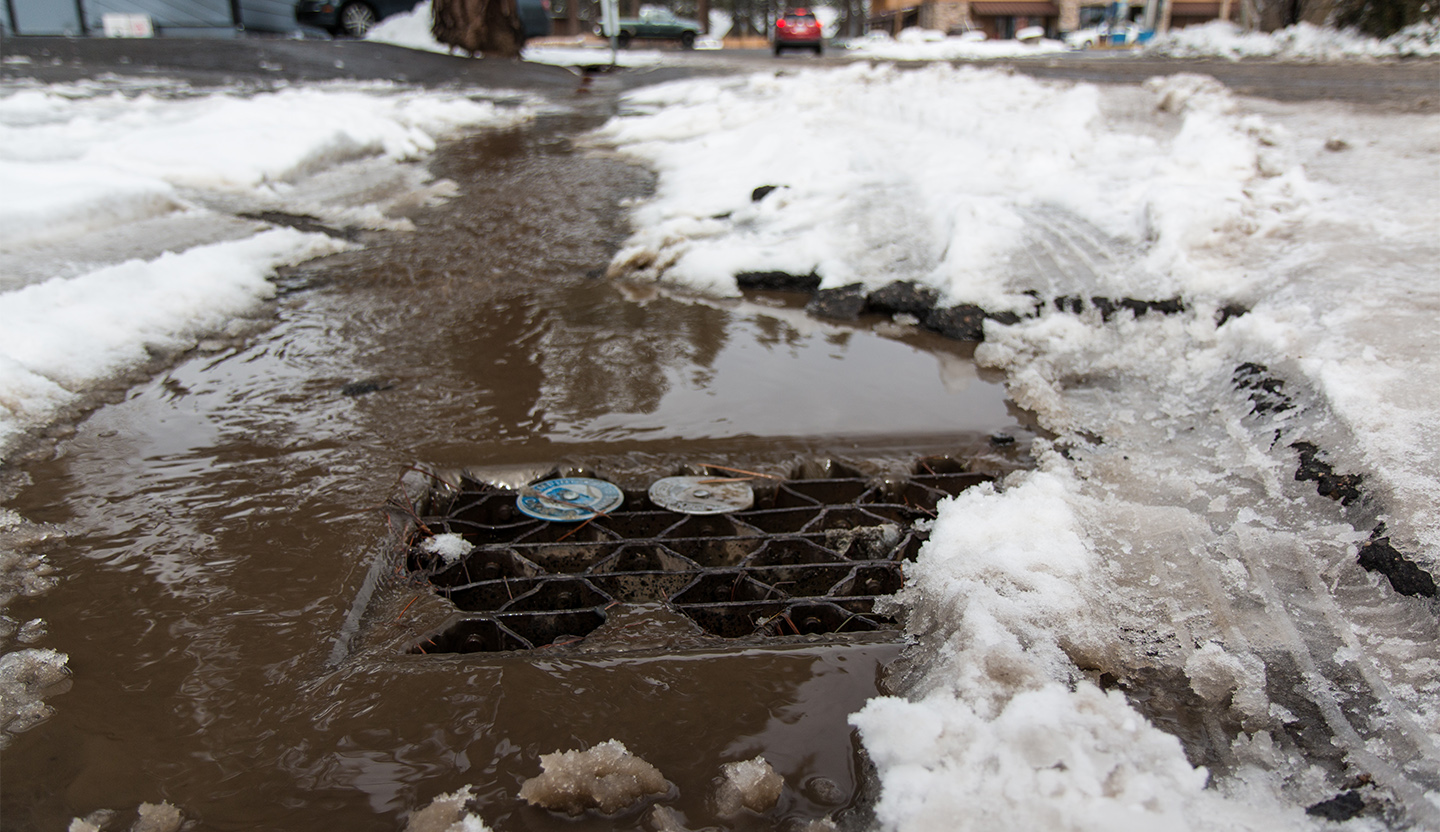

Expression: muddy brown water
xmin=2 ymin=109 xmax=1031 ymax=831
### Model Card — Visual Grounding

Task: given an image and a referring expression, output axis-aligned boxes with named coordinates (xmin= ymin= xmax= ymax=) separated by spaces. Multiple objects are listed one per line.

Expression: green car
xmin=599 ymin=8 xmax=703 ymax=48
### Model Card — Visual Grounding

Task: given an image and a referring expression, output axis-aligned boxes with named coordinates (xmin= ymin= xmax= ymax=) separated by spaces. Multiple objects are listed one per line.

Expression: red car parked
xmin=774 ymin=8 xmax=823 ymax=55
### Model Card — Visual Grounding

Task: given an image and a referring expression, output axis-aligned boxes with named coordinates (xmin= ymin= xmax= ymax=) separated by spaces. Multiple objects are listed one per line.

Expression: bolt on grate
xmin=401 ymin=459 xmax=992 ymax=654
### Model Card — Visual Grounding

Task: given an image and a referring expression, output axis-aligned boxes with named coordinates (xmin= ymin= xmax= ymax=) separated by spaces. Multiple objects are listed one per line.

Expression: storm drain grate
xmin=401 ymin=460 xmax=992 ymax=654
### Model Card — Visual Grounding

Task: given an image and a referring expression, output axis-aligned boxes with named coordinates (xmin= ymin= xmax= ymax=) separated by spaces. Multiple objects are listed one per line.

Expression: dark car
xmin=297 ymin=0 xmax=552 ymax=41
xmin=295 ymin=0 xmax=419 ymax=37
xmin=773 ymin=8 xmax=822 ymax=55
xmin=599 ymin=8 xmax=702 ymax=49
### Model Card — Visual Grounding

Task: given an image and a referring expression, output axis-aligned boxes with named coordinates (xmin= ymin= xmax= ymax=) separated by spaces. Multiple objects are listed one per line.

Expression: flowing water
xmin=1 ymin=111 xmax=1031 ymax=831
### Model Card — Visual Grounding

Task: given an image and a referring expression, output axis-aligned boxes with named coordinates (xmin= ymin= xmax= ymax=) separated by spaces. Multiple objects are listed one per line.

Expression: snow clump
xmin=518 ymin=739 xmax=670 ymax=815
xmin=714 ymin=755 xmax=784 ymax=815
xmin=403 ymin=786 xmax=495 ymax=832
xmin=420 ymin=532 xmax=475 ymax=566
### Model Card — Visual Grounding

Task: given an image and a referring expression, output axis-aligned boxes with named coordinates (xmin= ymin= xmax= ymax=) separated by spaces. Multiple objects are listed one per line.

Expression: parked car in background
xmin=296 ymin=0 xmax=551 ymax=40
xmin=517 ymin=0 xmax=553 ymax=43
xmin=1063 ymin=20 xmax=1152 ymax=48
xmin=773 ymin=7 xmax=823 ymax=55
xmin=598 ymin=8 xmax=703 ymax=49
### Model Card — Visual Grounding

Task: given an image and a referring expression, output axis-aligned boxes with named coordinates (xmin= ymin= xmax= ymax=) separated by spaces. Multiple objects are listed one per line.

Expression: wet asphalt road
xmin=2 ymin=35 xmax=1436 ymax=111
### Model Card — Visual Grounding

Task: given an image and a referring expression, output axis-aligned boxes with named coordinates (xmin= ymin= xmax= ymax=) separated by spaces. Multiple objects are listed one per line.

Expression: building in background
xmin=866 ymin=0 xmax=1246 ymax=38
xmin=1 ymin=0 xmax=301 ymax=36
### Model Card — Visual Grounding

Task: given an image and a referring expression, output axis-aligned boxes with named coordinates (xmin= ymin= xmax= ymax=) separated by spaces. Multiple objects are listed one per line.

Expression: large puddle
xmin=2 ymin=112 xmax=1030 ymax=830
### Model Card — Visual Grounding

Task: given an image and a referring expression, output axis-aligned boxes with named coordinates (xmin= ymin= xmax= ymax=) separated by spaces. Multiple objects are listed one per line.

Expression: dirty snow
xmin=1144 ymin=20 xmax=1440 ymax=60
xmin=714 ymin=755 xmax=785 ymax=816
xmin=517 ymin=739 xmax=670 ymax=815
xmin=403 ymin=786 xmax=495 ymax=832
xmin=842 ymin=28 xmax=1068 ymax=60
xmin=594 ymin=64 xmax=1440 ymax=828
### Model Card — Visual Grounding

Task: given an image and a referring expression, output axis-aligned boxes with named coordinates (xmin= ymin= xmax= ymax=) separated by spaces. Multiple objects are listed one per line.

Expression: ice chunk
xmin=0 ymin=647 xmax=69 ymax=743
xmin=647 ymin=805 xmax=719 ymax=832
xmin=67 ymin=810 xmax=117 ymax=832
xmin=518 ymin=739 xmax=669 ymax=815
xmin=404 ymin=786 xmax=493 ymax=832
xmin=714 ymin=756 xmax=784 ymax=816
xmin=130 ymin=802 xmax=184 ymax=832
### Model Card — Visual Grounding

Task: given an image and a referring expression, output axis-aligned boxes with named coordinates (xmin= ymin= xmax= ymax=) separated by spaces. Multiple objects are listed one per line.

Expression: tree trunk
xmin=432 ymin=0 xmax=525 ymax=58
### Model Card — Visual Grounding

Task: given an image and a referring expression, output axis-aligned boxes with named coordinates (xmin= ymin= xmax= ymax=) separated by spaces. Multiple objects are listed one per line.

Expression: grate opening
xmin=832 ymin=563 xmax=905 ymax=597
xmin=447 ymin=577 xmax=540 ymax=612
xmin=757 ymin=602 xmax=881 ymax=637
xmin=504 ymin=577 xmax=611 ymax=612
xmin=430 ymin=548 xmax=539 ymax=589
xmin=678 ymin=602 xmax=789 ymax=638
xmin=659 ymin=535 xmax=763 ymax=569
xmin=502 ymin=609 xmax=609 ymax=648
xmin=672 ymin=571 xmax=780 ymax=605
xmin=412 ymin=617 xmax=530 ymax=654
xmin=732 ymin=508 xmax=822 ymax=534
xmin=747 ymin=537 xmax=844 ymax=567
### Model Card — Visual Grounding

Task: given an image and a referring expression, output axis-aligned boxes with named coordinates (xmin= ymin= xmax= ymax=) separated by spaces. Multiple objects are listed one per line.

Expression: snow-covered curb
xmin=1144 ymin=20 xmax=1440 ymax=60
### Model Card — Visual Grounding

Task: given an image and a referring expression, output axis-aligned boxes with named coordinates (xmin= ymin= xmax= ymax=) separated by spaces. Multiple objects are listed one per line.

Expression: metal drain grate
xmin=402 ymin=460 xmax=991 ymax=654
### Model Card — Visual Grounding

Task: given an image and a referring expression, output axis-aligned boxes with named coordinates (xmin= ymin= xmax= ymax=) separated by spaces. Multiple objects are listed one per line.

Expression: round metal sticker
xmin=648 ymin=476 xmax=754 ymax=515
xmin=516 ymin=478 xmax=624 ymax=522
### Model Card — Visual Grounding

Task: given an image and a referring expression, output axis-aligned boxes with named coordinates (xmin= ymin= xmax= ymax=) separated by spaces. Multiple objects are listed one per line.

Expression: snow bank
xmin=0 ymin=78 xmax=539 ymax=451
xmin=0 ymin=229 xmax=350 ymax=449
xmin=593 ymin=65 xmax=1298 ymax=308
xmin=1144 ymin=20 xmax=1440 ymax=60
xmin=843 ymin=28 xmax=1068 ymax=60
xmin=0 ymin=81 xmax=534 ymax=207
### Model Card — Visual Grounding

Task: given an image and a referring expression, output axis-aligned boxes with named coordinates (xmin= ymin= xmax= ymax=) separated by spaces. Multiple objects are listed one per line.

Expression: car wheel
xmin=773 ymin=43 xmax=783 ymax=56
xmin=338 ymin=2 xmax=377 ymax=37
xmin=616 ymin=32 xmax=632 ymax=49
xmin=680 ymin=31 xmax=695 ymax=49
xmin=814 ymin=42 xmax=823 ymax=55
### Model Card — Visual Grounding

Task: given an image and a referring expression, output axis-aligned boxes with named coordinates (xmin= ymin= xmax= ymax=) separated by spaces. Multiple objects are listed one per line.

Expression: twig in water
xmin=394 ymin=595 xmax=419 ymax=623
xmin=703 ymin=464 xmax=782 ymax=480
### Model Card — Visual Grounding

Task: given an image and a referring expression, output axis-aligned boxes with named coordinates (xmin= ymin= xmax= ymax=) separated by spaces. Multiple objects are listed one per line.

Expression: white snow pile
xmin=365 ymin=0 xmax=452 ymax=54
xmin=1144 ymin=19 xmax=1440 ymax=60
xmin=0 ymin=78 xmax=538 ymax=456
xmin=524 ymin=44 xmax=670 ymax=67
xmin=843 ymin=27 xmax=1068 ymax=60
xmin=594 ymin=64 xmax=1440 ymax=828
xmin=594 ymin=64 xmax=1301 ymax=308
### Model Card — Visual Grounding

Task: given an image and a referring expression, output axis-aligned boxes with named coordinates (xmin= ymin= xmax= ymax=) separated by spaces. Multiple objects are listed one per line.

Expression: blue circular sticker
xmin=516 ymin=477 xmax=624 ymax=522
